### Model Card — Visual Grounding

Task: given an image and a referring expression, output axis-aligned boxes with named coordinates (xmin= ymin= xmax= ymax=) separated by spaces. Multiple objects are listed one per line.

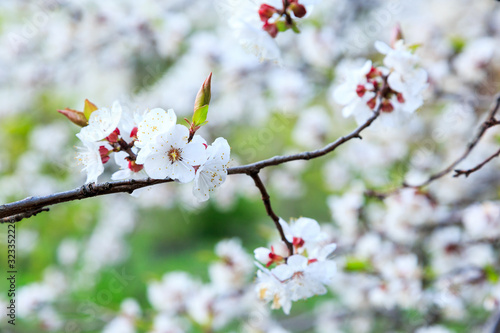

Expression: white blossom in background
xmin=414 ymin=325 xmax=454 ymax=333
xmin=462 ymin=201 xmax=500 ymax=240
xmin=375 ymin=39 xmax=428 ymax=113
xmin=209 ymin=238 xmax=253 ymax=291
xmin=453 ymin=37 xmax=497 ymax=83
xmin=217 ymin=0 xmax=282 ymax=62
xmin=149 ymin=314 xmax=189 ymax=333
xmin=255 ymin=217 xmax=336 ymax=314
xmin=148 ymin=272 xmax=201 ymax=314
xmin=102 ymin=298 xmax=141 ymax=333
xmin=333 ymin=60 xmax=376 ymax=122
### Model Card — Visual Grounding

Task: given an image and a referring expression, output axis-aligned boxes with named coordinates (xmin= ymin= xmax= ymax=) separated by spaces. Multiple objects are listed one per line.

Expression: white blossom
xmin=140 ymin=124 xmax=206 ymax=183
xmin=78 ymin=100 xmax=123 ymax=142
xmin=193 ymin=137 xmax=230 ymax=201
xmin=75 ymin=134 xmax=105 ymax=184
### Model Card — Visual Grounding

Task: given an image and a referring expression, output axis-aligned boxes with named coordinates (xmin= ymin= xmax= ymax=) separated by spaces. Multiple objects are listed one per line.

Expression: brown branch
xmin=406 ymin=94 xmax=500 ymax=188
xmin=453 ymin=147 xmax=500 ymax=178
xmin=0 ymin=178 xmax=172 ymax=220
xmin=0 ymin=102 xmax=383 ymax=223
xmin=366 ymin=94 xmax=500 ymax=200
xmin=249 ymin=172 xmax=293 ymax=255
xmin=0 ymin=207 xmax=50 ymax=224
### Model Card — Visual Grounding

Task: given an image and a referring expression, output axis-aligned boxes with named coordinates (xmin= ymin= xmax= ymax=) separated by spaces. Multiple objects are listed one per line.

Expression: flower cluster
xmin=220 ymin=0 xmax=319 ymax=61
xmin=254 ymin=217 xmax=337 ymax=314
xmin=63 ymin=75 xmax=230 ymax=202
xmin=258 ymin=0 xmax=312 ymax=38
xmin=334 ymin=33 xmax=428 ymax=124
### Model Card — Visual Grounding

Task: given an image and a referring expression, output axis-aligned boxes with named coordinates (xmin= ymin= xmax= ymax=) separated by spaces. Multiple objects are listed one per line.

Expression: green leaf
xmin=408 ymin=43 xmax=422 ymax=53
xmin=192 ymin=105 xmax=209 ymax=127
xmin=344 ymin=258 xmax=372 ymax=272
xmin=485 ymin=265 xmax=499 ymax=283
xmin=291 ymin=22 xmax=300 ymax=34
xmin=83 ymin=99 xmax=98 ymax=120
xmin=276 ymin=20 xmax=288 ymax=32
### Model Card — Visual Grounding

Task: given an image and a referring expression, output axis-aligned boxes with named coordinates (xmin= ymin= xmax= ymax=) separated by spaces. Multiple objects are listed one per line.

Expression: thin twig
xmin=366 ymin=94 xmax=500 ymax=199
xmin=453 ymin=147 xmax=500 ymax=178
xmin=406 ymin=94 xmax=500 ymax=188
xmin=249 ymin=172 xmax=293 ymax=255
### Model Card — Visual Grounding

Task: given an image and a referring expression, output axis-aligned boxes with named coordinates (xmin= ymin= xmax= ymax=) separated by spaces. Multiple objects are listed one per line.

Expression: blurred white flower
xmin=148 ymin=272 xmax=200 ymax=314
xmin=375 ymin=40 xmax=428 ymax=113
xmin=462 ymin=201 xmax=500 ymax=240
xmin=333 ymin=60 xmax=376 ymax=122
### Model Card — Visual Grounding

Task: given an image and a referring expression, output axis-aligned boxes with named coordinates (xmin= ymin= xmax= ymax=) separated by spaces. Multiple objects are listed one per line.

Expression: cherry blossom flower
xmin=111 ymin=151 xmax=145 ymax=181
xmin=333 ymin=60 xmax=377 ymax=122
xmin=462 ymin=201 xmax=500 ymax=240
xmin=78 ymin=100 xmax=123 ymax=142
xmin=147 ymin=272 xmax=201 ymax=314
xmin=193 ymin=137 xmax=230 ymax=201
xmin=255 ymin=266 xmax=292 ymax=314
xmin=140 ymin=124 xmax=206 ymax=183
xmin=135 ymin=108 xmax=177 ymax=148
xmin=75 ymin=134 xmax=105 ymax=184
xmin=375 ymin=39 xmax=428 ymax=113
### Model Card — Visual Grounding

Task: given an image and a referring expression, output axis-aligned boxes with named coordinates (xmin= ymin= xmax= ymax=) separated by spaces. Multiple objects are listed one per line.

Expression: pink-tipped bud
xmin=263 ymin=21 xmax=278 ymax=38
xmin=289 ymin=2 xmax=306 ymax=18
xmin=106 ymin=128 xmax=120 ymax=143
xmin=367 ymin=97 xmax=377 ymax=110
xmin=381 ymin=100 xmax=394 ymax=112
xmin=58 ymin=108 xmax=88 ymax=127
xmin=356 ymin=84 xmax=367 ymax=97
xmin=99 ymin=146 xmax=110 ymax=164
xmin=128 ymin=160 xmax=144 ymax=173
xmin=292 ymin=237 xmax=305 ymax=248
xmin=390 ymin=23 xmax=404 ymax=48
xmin=396 ymin=92 xmax=405 ymax=103
xmin=258 ymin=4 xmax=277 ymax=22
xmin=366 ymin=66 xmax=381 ymax=79
xmin=130 ymin=127 xmax=138 ymax=139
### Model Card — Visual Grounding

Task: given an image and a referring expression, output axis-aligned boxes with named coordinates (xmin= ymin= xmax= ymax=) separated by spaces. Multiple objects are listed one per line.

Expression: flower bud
xmin=58 ymin=108 xmax=88 ymax=127
xmin=130 ymin=127 xmax=138 ymax=139
xmin=390 ymin=23 xmax=404 ymax=48
xmin=396 ymin=92 xmax=405 ymax=103
xmin=258 ymin=4 xmax=277 ymax=22
xmin=194 ymin=72 xmax=212 ymax=112
xmin=366 ymin=97 xmax=377 ymax=110
xmin=128 ymin=160 xmax=144 ymax=173
xmin=289 ymin=2 xmax=306 ymax=18
xmin=106 ymin=128 xmax=120 ymax=143
xmin=99 ymin=146 xmax=110 ymax=164
xmin=381 ymin=100 xmax=394 ymax=112
xmin=366 ymin=66 xmax=381 ymax=79
xmin=263 ymin=21 xmax=278 ymax=38
xmin=356 ymin=85 xmax=367 ymax=97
